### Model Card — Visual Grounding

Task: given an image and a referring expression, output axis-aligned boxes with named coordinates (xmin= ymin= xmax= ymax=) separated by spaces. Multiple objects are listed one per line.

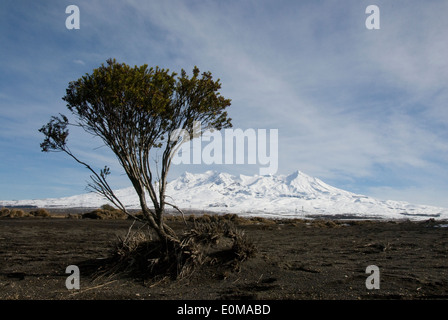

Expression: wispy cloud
xmin=73 ymin=59 xmax=85 ymax=65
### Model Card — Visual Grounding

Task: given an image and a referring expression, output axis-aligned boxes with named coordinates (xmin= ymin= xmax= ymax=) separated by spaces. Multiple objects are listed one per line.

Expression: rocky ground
xmin=1 ymin=215 xmax=447 ymax=301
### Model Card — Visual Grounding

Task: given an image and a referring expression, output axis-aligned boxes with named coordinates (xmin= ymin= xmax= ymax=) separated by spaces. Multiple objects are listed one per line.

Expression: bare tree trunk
xmin=153 ymin=206 xmax=179 ymax=249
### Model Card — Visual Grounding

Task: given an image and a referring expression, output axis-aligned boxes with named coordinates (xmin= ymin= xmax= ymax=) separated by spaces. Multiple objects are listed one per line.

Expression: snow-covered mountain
xmin=2 ymin=170 xmax=447 ymax=220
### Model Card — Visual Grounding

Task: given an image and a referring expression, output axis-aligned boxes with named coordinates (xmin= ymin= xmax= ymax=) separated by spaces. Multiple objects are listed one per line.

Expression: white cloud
xmin=119 ymin=0 xmax=448 ymax=180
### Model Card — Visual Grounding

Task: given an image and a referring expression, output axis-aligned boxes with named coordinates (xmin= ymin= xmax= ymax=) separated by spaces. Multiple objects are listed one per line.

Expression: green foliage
xmin=41 ymin=58 xmax=232 ymax=155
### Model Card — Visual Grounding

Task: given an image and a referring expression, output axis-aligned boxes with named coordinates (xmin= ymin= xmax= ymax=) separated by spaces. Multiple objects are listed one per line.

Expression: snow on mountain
xmin=1 ymin=170 xmax=447 ymax=220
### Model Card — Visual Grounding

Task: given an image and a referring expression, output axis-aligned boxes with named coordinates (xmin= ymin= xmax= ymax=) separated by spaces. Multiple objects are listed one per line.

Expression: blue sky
xmin=1 ymin=0 xmax=448 ymax=207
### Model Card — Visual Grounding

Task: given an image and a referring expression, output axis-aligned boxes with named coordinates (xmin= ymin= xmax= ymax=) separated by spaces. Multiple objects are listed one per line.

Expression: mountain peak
xmin=285 ymin=170 xmax=310 ymax=183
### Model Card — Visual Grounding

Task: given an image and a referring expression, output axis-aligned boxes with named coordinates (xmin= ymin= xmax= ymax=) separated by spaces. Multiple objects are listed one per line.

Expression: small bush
xmin=183 ymin=220 xmax=257 ymax=263
xmin=101 ymin=204 xmax=116 ymax=211
xmin=82 ymin=207 xmax=126 ymax=220
xmin=1 ymin=208 xmax=31 ymax=218
xmin=179 ymin=220 xmax=257 ymax=275
xmin=30 ymin=208 xmax=51 ymax=218
xmin=82 ymin=209 xmax=107 ymax=219
xmin=12 ymin=209 xmax=28 ymax=217
xmin=0 ymin=208 xmax=11 ymax=217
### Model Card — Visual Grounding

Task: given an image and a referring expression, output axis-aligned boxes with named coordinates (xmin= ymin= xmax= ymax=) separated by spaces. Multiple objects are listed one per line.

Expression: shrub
xmin=30 ymin=208 xmax=51 ymax=218
xmin=184 ymin=221 xmax=256 ymax=258
xmin=0 ymin=208 xmax=30 ymax=218
xmin=11 ymin=209 xmax=28 ymax=218
xmin=101 ymin=204 xmax=116 ymax=211
xmin=67 ymin=213 xmax=81 ymax=219
xmin=181 ymin=220 xmax=257 ymax=273
xmin=0 ymin=208 xmax=10 ymax=217
xmin=82 ymin=207 xmax=127 ymax=220
xmin=82 ymin=209 xmax=107 ymax=220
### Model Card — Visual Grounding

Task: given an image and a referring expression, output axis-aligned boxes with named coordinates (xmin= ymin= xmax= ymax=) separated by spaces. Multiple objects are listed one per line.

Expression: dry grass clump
xmin=182 ymin=220 xmax=257 ymax=264
xmin=82 ymin=204 xmax=127 ymax=220
xmin=0 ymin=207 xmax=57 ymax=218
xmin=181 ymin=213 xmax=276 ymax=226
xmin=30 ymin=208 xmax=51 ymax=218
xmin=94 ymin=220 xmax=257 ymax=282
xmin=307 ymin=219 xmax=343 ymax=228
xmin=0 ymin=208 xmax=53 ymax=218
xmin=0 ymin=208 xmax=9 ymax=217
xmin=0 ymin=208 xmax=32 ymax=218
xmin=133 ymin=212 xmax=278 ymax=226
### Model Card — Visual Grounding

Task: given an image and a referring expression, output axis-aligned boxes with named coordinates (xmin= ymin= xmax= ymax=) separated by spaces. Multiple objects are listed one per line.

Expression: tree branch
xmin=165 ymin=201 xmax=188 ymax=227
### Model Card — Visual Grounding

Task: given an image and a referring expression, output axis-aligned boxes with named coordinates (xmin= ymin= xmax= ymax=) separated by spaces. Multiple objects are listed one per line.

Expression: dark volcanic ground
xmin=0 ymin=216 xmax=447 ymax=300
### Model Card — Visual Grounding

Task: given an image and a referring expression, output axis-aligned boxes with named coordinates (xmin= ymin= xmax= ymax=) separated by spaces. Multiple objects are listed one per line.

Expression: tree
xmin=39 ymin=58 xmax=232 ymax=248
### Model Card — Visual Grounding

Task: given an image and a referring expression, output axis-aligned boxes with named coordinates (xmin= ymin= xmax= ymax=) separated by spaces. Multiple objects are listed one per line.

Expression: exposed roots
xmin=91 ymin=220 xmax=257 ymax=283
